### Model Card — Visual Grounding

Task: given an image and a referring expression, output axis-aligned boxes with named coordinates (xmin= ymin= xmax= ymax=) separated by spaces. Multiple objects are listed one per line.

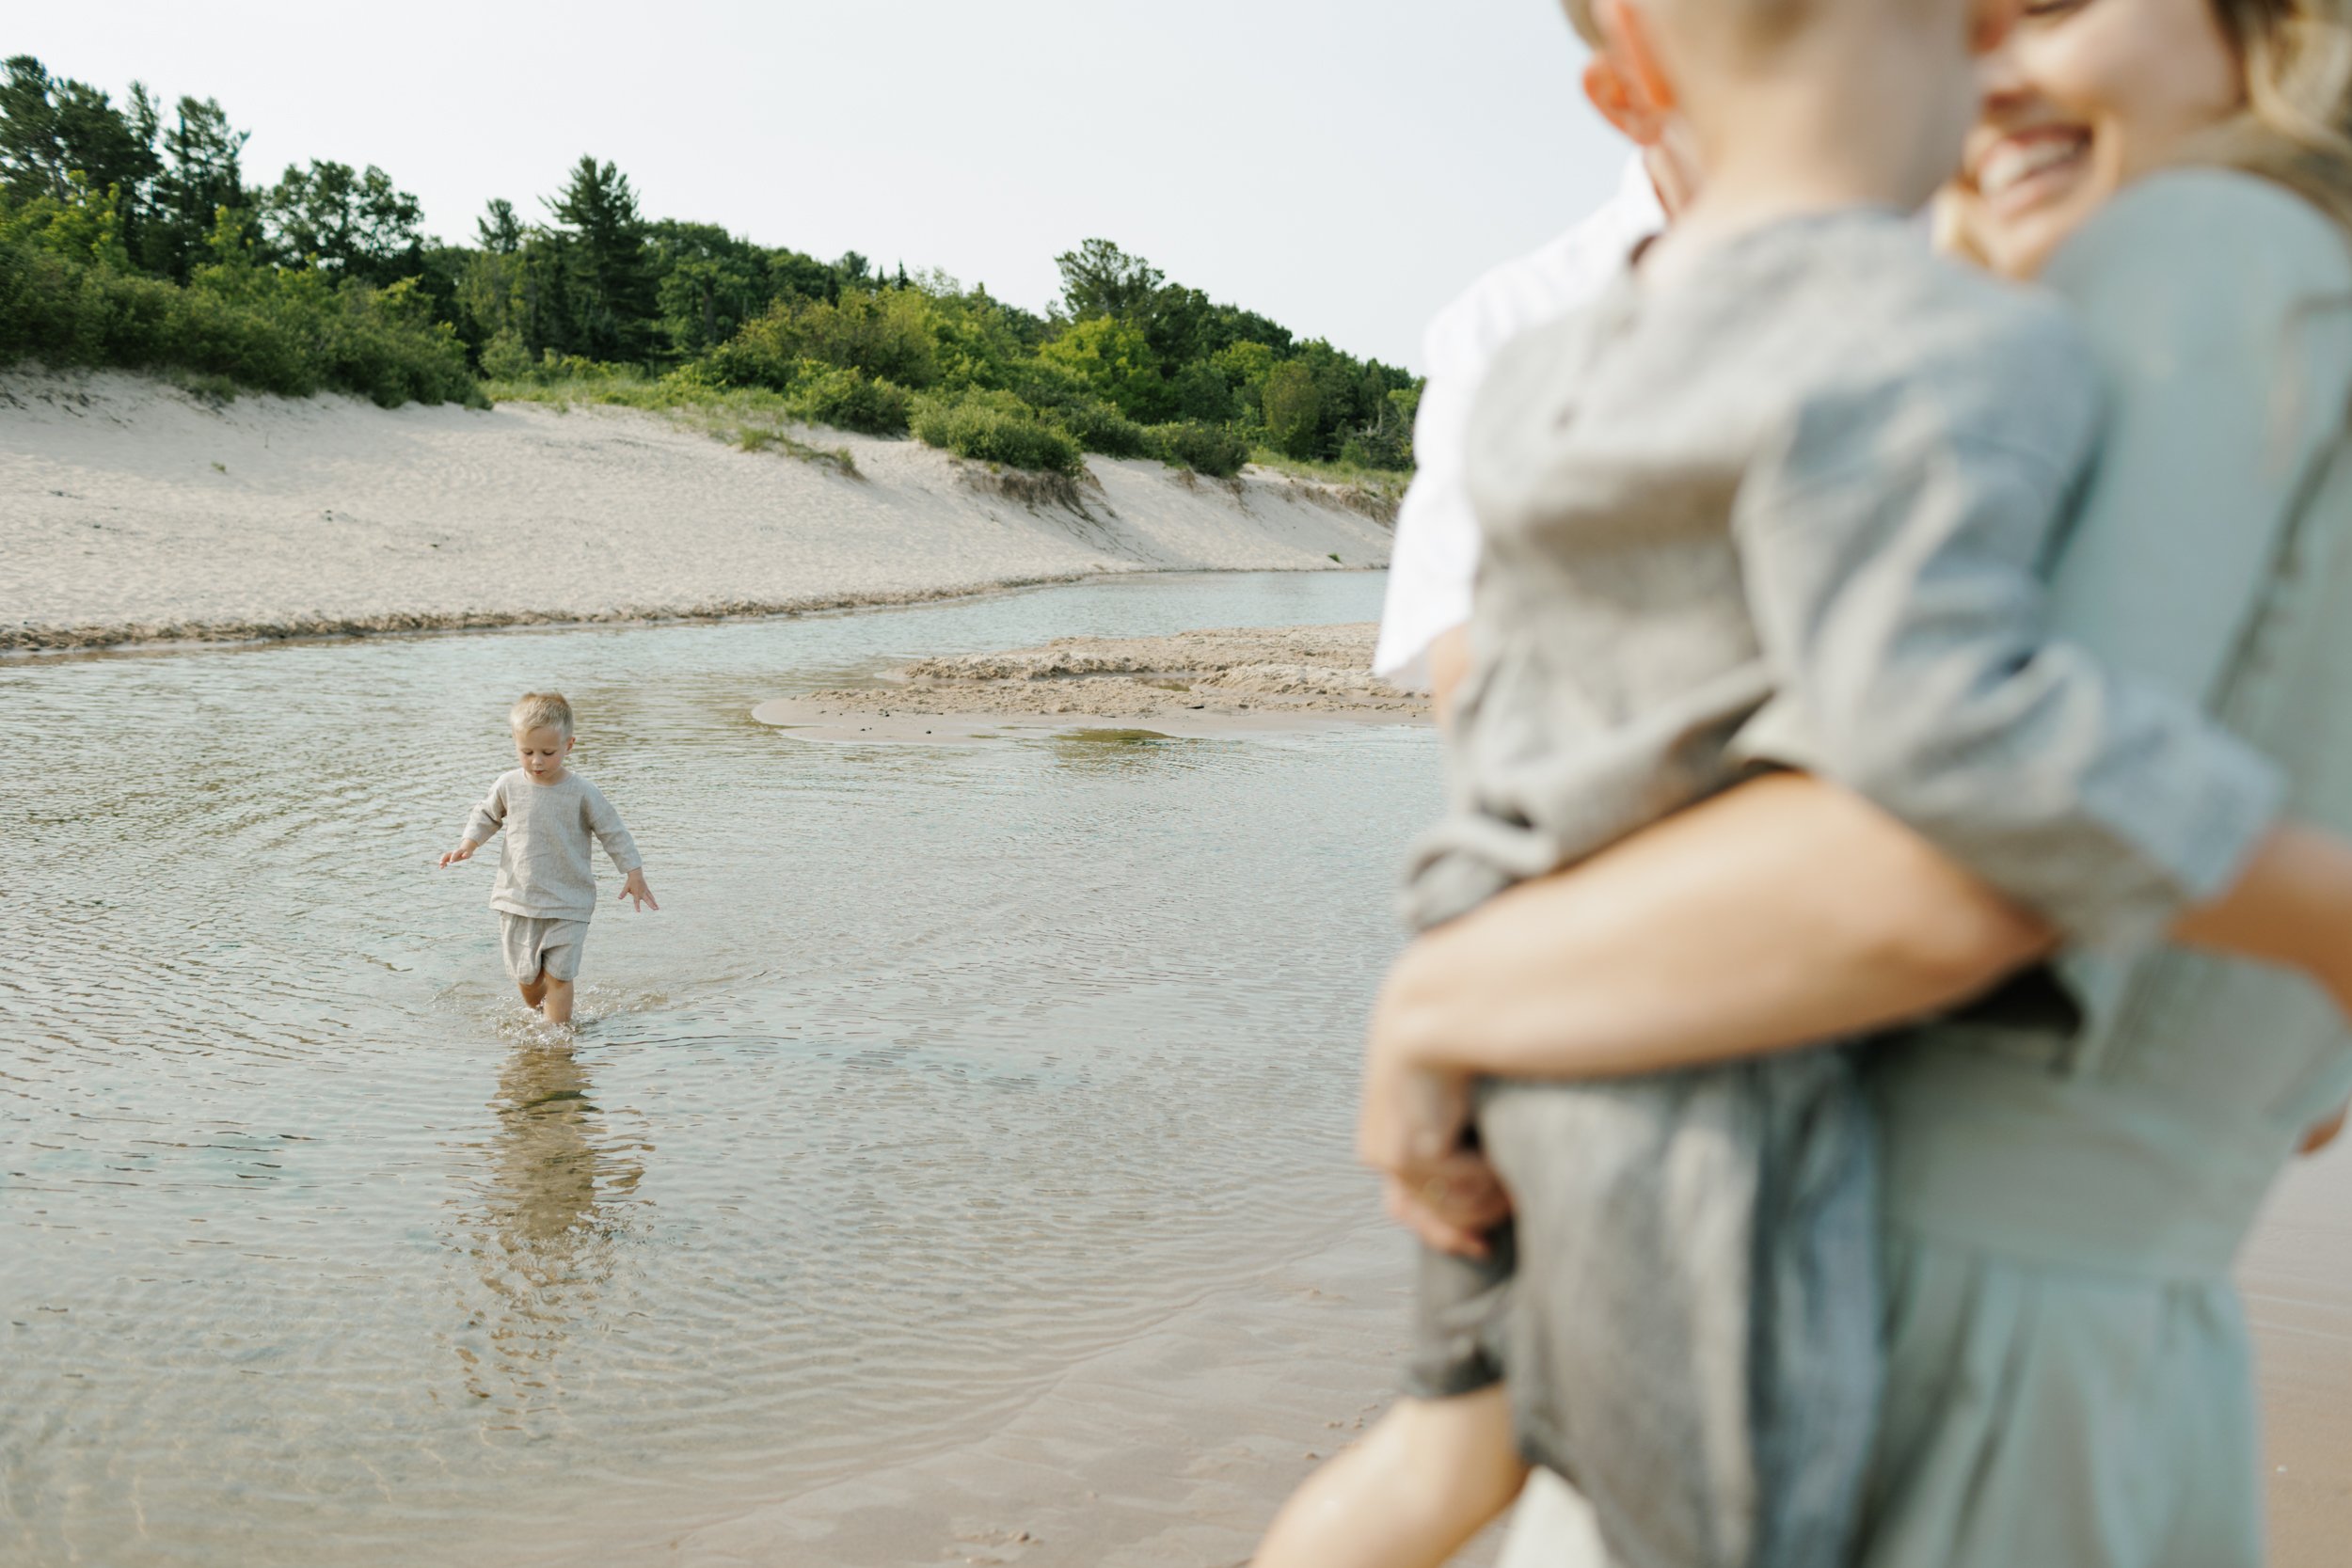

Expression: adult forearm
xmin=1379 ymin=773 xmax=2053 ymax=1080
xmin=2170 ymin=823 xmax=2352 ymax=975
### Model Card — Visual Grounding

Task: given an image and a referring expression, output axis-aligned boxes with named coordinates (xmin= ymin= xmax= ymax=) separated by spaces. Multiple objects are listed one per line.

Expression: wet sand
xmin=667 ymin=1219 xmax=1503 ymax=1568
xmin=752 ymin=623 xmax=1426 ymax=741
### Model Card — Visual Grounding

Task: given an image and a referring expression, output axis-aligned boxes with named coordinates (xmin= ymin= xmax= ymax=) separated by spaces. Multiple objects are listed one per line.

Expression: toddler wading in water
xmin=440 ymin=692 xmax=657 ymax=1025
xmin=1259 ymin=0 xmax=2352 ymax=1565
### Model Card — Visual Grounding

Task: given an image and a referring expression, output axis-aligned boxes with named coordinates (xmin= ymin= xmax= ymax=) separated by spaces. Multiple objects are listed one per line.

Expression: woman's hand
xmin=1360 ymin=968 xmax=1513 ymax=1258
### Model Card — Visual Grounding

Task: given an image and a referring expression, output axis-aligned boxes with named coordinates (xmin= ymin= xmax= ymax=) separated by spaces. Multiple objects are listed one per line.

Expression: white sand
xmin=0 ymin=371 xmax=1396 ymax=652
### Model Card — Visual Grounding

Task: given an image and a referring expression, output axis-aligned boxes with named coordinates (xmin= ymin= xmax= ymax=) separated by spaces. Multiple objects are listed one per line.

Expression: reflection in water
xmin=453 ymin=1035 xmax=646 ymax=1418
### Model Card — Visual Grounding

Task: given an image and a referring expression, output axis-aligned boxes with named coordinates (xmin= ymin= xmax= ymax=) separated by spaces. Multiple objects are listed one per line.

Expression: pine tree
xmin=145 ymin=94 xmax=251 ymax=279
xmin=547 ymin=155 xmax=654 ymax=362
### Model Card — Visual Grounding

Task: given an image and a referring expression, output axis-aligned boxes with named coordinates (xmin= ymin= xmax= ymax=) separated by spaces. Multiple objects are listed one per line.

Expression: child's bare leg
xmin=517 ymin=972 xmax=548 ymax=1012
xmin=1254 ymin=1386 xmax=1528 ymax=1568
xmin=538 ymin=976 xmax=575 ymax=1025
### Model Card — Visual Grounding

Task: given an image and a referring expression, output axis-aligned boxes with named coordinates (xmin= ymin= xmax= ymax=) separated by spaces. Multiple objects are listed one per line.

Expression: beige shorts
xmin=499 ymin=914 xmax=588 ymax=985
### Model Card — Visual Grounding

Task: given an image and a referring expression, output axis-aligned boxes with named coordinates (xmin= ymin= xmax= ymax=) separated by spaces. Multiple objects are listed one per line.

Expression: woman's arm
xmin=1357 ymin=772 xmax=2352 ymax=1244
xmin=1375 ymin=771 xmax=2051 ymax=1084
xmin=1371 ymin=780 xmax=2352 ymax=1087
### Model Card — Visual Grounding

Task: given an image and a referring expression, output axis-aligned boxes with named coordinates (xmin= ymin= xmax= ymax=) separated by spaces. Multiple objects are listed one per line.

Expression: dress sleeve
xmin=2030 ymin=170 xmax=2352 ymax=1040
xmin=581 ymin=784 xmax=642 ymax=874
xmin=1729 ymin=293 xmax=2283 ymax=947
xmin=464 ymin=777 xmax=508 ymax=846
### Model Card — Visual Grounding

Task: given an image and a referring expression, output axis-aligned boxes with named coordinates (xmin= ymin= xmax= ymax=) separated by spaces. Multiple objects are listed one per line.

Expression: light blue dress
xmin=1860 ymin=169 xmax=2352 ymax=1568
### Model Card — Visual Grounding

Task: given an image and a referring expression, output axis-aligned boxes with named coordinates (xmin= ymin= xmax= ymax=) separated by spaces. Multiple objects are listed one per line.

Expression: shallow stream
xmin=0 ymin=572 xmax=1437 ymax=1566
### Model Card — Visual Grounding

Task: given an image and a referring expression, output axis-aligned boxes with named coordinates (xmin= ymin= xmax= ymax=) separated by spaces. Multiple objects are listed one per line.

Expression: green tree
xmin=647 ymin=219 xmax=771 ymax=356
xmin=1054 ymin=237 xmax=1162 ymax=321
xmin=0 ymin=170 xmax=132 ymax=267
xmin=767 ymin=246 xmax=838 ymax=303
xmin=922 ymin=280 xmax=1032 ymax=392
xmin=1261 ymin=360 xmax=1323 ymax=458
xmin=1039 ymin=313 xmax=1164 ymax=420
xmin=262 ymin=160 xmax=422 ymax=283
xmin=476 ymin=198 xmax=523 ymax=253
xmin=0 ymin=57 xmax=63 ymax=201
xmin=547 ymin=155 xmax=654 ymax=361
xmin=144 ymin=93 xmax=250 ymax=280
xmin=0 ymin=58 xmax=162 ymax=255
xmin=1165 ymin=357 xmax=1236 ymax=422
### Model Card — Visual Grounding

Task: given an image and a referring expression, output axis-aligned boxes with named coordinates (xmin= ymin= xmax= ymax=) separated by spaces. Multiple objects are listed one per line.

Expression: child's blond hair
xmin=1563 ymin=0 xmax=1603 ymax=46
xmin=510 ymin=691 xmax=574 ymax=737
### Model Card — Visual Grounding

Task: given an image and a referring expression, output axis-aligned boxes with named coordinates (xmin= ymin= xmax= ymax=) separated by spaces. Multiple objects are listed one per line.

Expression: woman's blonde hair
xmin=2198 ymin=0 xmax=2352 ymax=235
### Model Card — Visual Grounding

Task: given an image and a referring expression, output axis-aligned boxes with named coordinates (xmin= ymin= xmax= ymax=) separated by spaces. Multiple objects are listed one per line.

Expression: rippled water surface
xmin=0 ymin=573 xmax=1438 ymax=1566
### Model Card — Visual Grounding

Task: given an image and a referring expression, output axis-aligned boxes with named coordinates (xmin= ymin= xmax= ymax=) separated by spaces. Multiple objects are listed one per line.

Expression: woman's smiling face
xmin=1954 ymin=0 xmax=2246 ymax=277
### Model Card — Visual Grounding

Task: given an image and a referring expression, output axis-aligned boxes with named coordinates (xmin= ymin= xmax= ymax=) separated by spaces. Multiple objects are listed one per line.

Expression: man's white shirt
xmin=1367 ymin=151 xmax=1668 ymax=1568
xmin=1373 ymin=153 xmax=1666 ymax=689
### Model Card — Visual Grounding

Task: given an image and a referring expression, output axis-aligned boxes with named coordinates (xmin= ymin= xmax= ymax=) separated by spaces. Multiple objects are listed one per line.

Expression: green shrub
xmin=913 ymin=390 xmax=1084 ymax=475
xmin=786 ymin=365 xmax=911 ymax=436
xmin=1053 ymin=398 xmax=1154 ymax=458
xmin=0 ymin=226 xmax=481 ymax=408
xmin=478 ymin=326 xmax=534 ymax=381
xmin=697 ymin=330 xmax=795 ymax=391
xmin=1148 ymin=420 xmax=1250 ymax=478
xmin=702 ymin=288 xmax=938 ymax=391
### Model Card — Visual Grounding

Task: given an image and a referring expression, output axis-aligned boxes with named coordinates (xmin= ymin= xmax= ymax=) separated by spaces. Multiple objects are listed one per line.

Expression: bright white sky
xmin=11 ymin=1 xmax=1627 ymax=372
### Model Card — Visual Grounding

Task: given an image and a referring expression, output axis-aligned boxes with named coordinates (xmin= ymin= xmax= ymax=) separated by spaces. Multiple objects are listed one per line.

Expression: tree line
xmin=0 ymin=55 xmax=1422 ymax=476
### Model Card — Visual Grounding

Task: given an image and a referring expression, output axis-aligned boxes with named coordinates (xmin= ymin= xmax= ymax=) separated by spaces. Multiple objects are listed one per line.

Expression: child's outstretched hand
xmin=438 ymin=841 xmax=477 ymax=868
xmin=621 ymin=868 xmax=660 ymax=912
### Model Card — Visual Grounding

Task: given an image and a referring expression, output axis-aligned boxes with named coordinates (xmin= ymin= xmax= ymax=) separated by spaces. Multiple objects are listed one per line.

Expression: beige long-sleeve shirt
xmin=462 ymin=768 xmax=641 ymax=920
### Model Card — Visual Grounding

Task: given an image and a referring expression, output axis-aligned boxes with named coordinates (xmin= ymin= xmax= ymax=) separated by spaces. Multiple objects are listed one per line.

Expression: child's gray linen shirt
xmin=1406 ymin=208 xmax=2282 ymax=942
xmin=464 ymin=769 xmax=641 ymax=920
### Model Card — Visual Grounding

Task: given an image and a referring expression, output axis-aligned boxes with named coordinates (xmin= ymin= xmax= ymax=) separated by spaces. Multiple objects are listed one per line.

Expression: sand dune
xmin=0 ymin=371 xmax=1394 ymax=652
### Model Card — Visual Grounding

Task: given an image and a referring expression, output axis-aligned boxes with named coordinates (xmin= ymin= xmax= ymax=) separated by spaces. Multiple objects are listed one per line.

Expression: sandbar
xmin=752 ymin=623 xmax=1426 ymax=741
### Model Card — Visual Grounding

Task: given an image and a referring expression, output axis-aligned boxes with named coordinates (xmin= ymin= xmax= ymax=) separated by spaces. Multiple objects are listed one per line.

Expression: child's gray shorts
xmin=499 ymin=913 xmax=588 ymax=984
xmin=1404 ymin=1048 xmax=1882 ymax=1568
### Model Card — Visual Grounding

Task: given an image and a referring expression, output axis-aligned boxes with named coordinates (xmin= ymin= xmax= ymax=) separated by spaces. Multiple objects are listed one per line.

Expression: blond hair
xmin=509 ymin=691 xmax=574 ymax=737
xmin=2194 ymin=0 xmax=2352 ymax=239
xmin=1564 ymin=0 xmax=1604 ymax=46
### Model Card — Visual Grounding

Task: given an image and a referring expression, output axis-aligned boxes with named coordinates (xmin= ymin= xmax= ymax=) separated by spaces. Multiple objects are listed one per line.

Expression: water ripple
xmin=0 ymin=572 xmax=1437 ymax=1566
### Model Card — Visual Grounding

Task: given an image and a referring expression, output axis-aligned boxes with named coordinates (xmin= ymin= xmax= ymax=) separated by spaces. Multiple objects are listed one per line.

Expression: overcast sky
xmin=12 ymin=1 xmax=1627 ymax=371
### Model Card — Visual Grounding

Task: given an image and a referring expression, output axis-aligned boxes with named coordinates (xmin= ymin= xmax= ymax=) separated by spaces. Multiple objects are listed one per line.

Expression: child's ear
xmin=1596 ymin=0 xmax=1678 ymax=119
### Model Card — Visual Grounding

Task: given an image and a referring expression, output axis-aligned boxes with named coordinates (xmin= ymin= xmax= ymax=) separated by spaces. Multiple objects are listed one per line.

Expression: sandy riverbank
xmin=752 ymin=622 xmax=1426 ymax=740
xmin=0 ymin=371 xmax=1394 ymax=653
